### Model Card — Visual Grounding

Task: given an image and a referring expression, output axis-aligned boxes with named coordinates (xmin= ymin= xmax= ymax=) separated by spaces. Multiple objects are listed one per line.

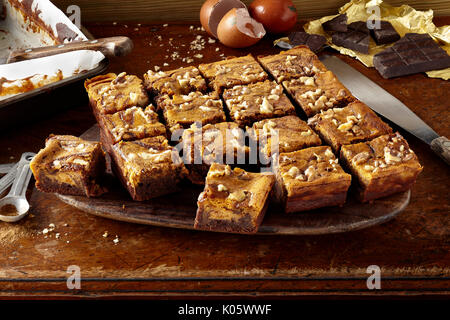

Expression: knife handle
xmin=430 ymin=136 xmax=450 ymax=165
xmin=7 ymin=36 xmax=133 ymax=63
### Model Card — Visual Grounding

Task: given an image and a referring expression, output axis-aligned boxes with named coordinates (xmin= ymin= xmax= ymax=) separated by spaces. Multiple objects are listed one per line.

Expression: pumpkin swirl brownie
xmin=195 ymin=163 xmax=275 ymax=234
xmin=84 ymin=72 xmax=149 ymax=119
xmin=340 ymin=132 xmax=423 ymax=202
xmin=282 ymin=70 xmax=355 ymax=117
xmin=257 ymin=46 xmax=328 ymax=83
xmin=222 ymin=80 xmax=296 ymax=127
xmin=98 ymin=105 xmax=166 ymax=148
xmin=308 ymin=101 xmax=392 ymax=152
xmin=181 ymin=122 xmax=249 ymax=185
xmin=30 ymin=135 xmax=106 ymax=197
xmin=156 ymin=91 xmax=226 ymax=136
xmin=198 ymin=54 xmax=268 ymax=93
xmin=247 ymin=115 xmax=321 ymax=162
xmin=143 ymin=66 xmax=207 ymax=97
xmin=272 ymin=146 xmax=352 ymax=213
xmin=109 ymin=136 xmax=188 ymax=201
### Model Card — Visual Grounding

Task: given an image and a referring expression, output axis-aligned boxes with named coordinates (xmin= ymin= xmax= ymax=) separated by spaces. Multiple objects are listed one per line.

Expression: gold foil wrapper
xmin=302 ymin=0 xmax=450 ymax=80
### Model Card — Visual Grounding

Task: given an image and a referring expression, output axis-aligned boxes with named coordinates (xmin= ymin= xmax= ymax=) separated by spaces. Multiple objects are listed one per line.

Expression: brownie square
xmin=143 ymin=66 xmax=207 ymax=97
xmin=340 ymin=132 xmax=422 ymax=202
xmin=257 ymin=46 xmax=328 ymax=83
xmin=194 ymin=163 xmax=275 ymax=234
xmin=198 ymin=54 xmax=268 ymax=93
xmin=272 ymin=146 xmax=352 ymax=213
xmin=181 ymin=122 xmax=249 ymax=184
xmin=98 ymin=105 xmax=166 ymax=146
xmin=30 ymin=135 xmax=106 ymax=197
xmin=282 ymin=70 xmax=355 ymax=117
xmin=84 ymin=72 xmax=149 ymax=118
xmin=247 ymin=115 xmax=321 ymax=161
xmin=110 ymin=136 xmax=187 ymax=201
xmin=222 ymin=80 xmax=296 ymax=127
xmin=308 ymin=101 xmax=392 ymax=152
xmin=157 ymin=92 xmax=226 ymax=136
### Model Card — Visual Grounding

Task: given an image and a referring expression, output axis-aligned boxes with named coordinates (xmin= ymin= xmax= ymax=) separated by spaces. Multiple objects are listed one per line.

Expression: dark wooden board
xmin=56 ymin=125 xmax=410 ymax=235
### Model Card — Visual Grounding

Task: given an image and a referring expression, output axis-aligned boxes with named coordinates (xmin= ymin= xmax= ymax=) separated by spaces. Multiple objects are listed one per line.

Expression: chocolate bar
xmin=322 ymin=14 xmax=348 ymax=32
xmin=332 ymin=21 xmax=370 ymax=54
xmin=373 ymin=33 xmax=450 ymax=79
xmin=288 ymin=31 xmax=326 ymax=53
xmin=370 ymin=21 xmax=400 ymax=45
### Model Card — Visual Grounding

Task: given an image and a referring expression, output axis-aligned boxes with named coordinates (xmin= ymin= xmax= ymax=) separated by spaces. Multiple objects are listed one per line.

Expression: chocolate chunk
xmin=322 ymin=14 xmax=348 ymax=32
xmin=332 ymin=21 xmax=370 ymax=54
xmin=288 ymin=31 xmax=327 ymax=53
xmin=373 ymin=33 xmax=450 ymax=79
xmin=370 ymin=21 xmax=400 ymax=45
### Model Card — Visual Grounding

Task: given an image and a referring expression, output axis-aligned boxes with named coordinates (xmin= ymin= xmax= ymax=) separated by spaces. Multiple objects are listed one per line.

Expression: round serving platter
xmin=56 ymin=125 xmax=410 ymax=235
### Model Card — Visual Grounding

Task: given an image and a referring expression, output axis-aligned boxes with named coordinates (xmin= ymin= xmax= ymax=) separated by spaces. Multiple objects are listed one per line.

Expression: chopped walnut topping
xmin=300 ymin=130 xmax=312 ymax=136
xmin=352 ymin=152 xmax=370 ymax=164
xmin=260 ymin=97 xmax=274 ymax=114
xmin=217 ymin=184 xmax=228 ymax=192
xmin=228 ymin=190 xmax=247 ymax=202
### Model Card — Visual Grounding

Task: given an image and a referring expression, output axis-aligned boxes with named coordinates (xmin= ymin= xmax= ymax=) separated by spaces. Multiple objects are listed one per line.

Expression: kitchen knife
xmin=320 ymin=55 xmax=450 ymax=165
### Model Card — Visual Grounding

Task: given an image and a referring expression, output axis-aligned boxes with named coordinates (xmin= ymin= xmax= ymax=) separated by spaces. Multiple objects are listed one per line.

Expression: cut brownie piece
xmin=373 ymin=33 xmax=450 ymax=79
xmin=110 ymin=136 xmax=187 ymax=201
xmin=247 ymin=116 xmax=321 ymax=162
xmin=332 ymin=21 xmax=370 ymax=54
xmin=282 ymin=70 xmax=355 ymax=117
xmin=198 ymin=54 xmax=268 ymax=93
xmin=340 ymin=132 xmax=422 ymax=202
xmin=30 ymin=135 xmax=106 ymax=197
xmin=181 ymin=122 xmax=249 ymax=184
xmin=98 ymin=105 xmax=166 ymax=147
xmin=84 ymin=72 xmax=149 ymax=118
xmin=194 ymin=163 xmax=275 ymax=234
xmin=157 ymin=91 xmax=226 ymax=136
xmin=257 ymin=46 xmax=328 ymax=83
xmin=222 ymin=80 xmax=296 ymax=127
xmin=322 ymin=14 xmax=348 ymax=33
xmin=272 ymin=146 xmax=352 ymax=213
xmin=308 ymin=101 xmax=392 ymax=152
xmin=370 ymin=21 xmax=400 ymax=45
xmin=143 ymin=66 xmax=207 ymax=97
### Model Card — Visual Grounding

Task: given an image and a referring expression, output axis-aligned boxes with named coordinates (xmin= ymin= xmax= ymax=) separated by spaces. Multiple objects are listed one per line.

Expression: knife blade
xmin=320 ymin=55 xmax=450 ymax=165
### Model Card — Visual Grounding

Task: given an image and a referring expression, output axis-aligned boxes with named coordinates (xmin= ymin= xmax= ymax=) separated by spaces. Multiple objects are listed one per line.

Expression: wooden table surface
xmin=0 ymin=18 xmax=449 ymax=298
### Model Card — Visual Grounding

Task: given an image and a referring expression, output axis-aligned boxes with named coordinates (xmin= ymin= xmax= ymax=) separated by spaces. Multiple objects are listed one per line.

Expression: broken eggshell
xmin=217 ymin=8 xmax=266 ymax=48
xmin=200 ymin=0 xmax=246 ymax=38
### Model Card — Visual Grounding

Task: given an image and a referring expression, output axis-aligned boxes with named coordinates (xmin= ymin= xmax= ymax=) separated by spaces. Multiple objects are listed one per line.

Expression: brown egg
xmin=199 ymin=0 xmax=246 ymax=38
xmin=249 ymin=0 xmax=298 ymax=34
xmin=217 ymin=8 xmax=266 ymax=48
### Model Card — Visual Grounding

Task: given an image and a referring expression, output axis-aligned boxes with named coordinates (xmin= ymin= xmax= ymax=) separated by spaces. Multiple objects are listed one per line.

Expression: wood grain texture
xmin=0 ymin=19 xmax=449 ymax=298
xmin=51 ymin=0 xmax=450 ymax=22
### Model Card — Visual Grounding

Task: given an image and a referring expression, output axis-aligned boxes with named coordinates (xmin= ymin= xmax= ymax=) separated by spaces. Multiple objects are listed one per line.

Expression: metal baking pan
xmin=0 ymin=0 xmax=108 ymax=130
xmin=0 ymin=58 xmax=108 ymax=130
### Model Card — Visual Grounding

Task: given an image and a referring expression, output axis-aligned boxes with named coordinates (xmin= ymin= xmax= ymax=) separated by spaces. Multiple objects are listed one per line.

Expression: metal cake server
xmin=320 ymin=55 xmax=450 ymax=165
xmin=0 ymin=152 xmax=35 ymax=222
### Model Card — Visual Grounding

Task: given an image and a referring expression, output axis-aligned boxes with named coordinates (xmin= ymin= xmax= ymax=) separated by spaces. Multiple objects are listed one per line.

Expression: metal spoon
xmin=0 ymin=152 xmax=35 ymax=222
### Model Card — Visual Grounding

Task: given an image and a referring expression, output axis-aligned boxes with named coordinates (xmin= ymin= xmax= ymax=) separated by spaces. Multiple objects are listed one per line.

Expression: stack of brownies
xmin=30 ymin=46 xmax=423 ymax=234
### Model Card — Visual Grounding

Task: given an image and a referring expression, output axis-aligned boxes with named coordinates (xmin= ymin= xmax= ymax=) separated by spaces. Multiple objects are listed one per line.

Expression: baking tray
xmin=0 ymin=58 xmax=108 ymax=130
xmin=0 ymin=0 xmax=108 ymax=130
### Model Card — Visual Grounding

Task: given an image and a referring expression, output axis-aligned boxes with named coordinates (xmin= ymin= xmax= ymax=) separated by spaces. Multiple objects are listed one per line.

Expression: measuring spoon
xmin=0 ymin=152 xmax=35 ymax=222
